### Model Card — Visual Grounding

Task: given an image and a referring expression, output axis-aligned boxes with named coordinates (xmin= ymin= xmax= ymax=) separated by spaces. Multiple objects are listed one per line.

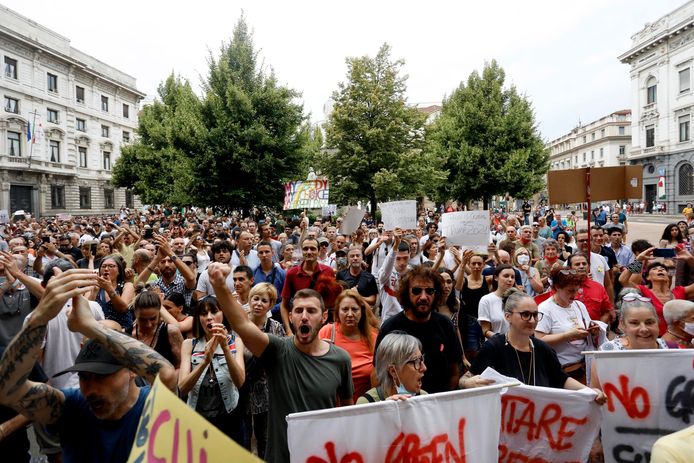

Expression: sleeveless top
xmin=96 ymin=283 xmax=131 ymax=331
xmin=133 ymin=322 xmax=176 ymax=367
xmin=460 ymin=277 xmax=490 ymax=319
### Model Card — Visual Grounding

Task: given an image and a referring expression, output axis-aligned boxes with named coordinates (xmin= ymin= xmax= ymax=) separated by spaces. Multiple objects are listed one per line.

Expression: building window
xmin=619 ymin=145 xmax=626 ymax=155
xmin=4 ymin=57 xmax=17 ymax=79
xmin=47 ymin=108 xmax=59 ymax=123
xmin=50 ymin=140 xmax=60 ymax=163
xmin=646 ymin=125 xmax=655 ymax=147
xmin=574 ymin=155 xmax=578 ymax=164
xmin=646 ymin=77 xmax=657 ymax=104
xmin=679 ymin=163 xmax=694 ymax=195
xmin=122 ymin=131 xmax=130 ymax=143
xmin=104 ymin=189 xmax=114 ymax=209
xmin=619 ymin=126 xmax=625 ymax=135
xmin=103 ymin=151 xmax=111 ymax=170
xmin=600 ymin=148 xmax=604 ymax=158
xmin=591 ymin=133 xmax=595 ymax=140
xmin=680 ymin=115 xmax=690 ymax=142
xmin=101 ymin=125 xmax=109 ymax=138
xmin=4 ymin=96 xmax=18 ymax=113
xmin=7 ymin=131 xmax=20 ymax=156
xmin=51 ymin=185 xmax=65 ymax=209
xmin=680 ymin=68 xmax=691 ymax=93
xmin=76 ymin=118 xmax=86 ymax=132
xmin=582 ymin=136 xmax=586 ymax=143
xmin=582 ymin=152 xmax=586 ymax=162
xmin=122 ymin=103 xmax=129 ymax=119
xmin=76 ymin=85 xmax=85 ymax=103
xmin=600 ymin=129 xmax=605 ymax=137
xmin=125 ymin=189 xmax=134 ymax=208
xmin=47 ymin=73 xmax=58 ymax=93
xmin=101 ymin=95 xmax=109 ymax=112
xmin=79 ymin=187 xmax=91 ymax=209
xmin=78 ymin=146 xmax=87 ymax=167
xmin=591 ymin=150 xmax=594 ymax=160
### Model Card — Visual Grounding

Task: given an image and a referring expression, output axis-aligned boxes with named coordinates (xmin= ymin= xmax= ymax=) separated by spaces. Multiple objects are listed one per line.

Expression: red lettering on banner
xmin=501 ymin=395 xmax=588 ymax=451
xmin=385 ymin=417 xmax=467 ymax=463
xmin=498 ymin=444 xmax=581 ymax=463
xmin=306 ymin=441 xmax=365 ymax=463
xmin=603 ymin=375 xmax=651 ymax=419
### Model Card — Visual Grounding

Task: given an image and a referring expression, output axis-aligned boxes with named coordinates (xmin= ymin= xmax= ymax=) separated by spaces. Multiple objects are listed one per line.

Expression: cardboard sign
xmin=127 ymin=376 xmax=261 ymax=463
xmin=379 ymin=200 xmax=416 ymax=231
xmin=593 ymin=349 xmax=694 ymax=463
xmin=283 ymin=179 xmax=330 ymax=210
xmin=440 ymin=210 xmax=490 ymax=251
xmin=547 ymin=166 xmax=643 ymax=204
xmin=287 ymin=384 xmax=505 ymax=462
xmin=339 ymin=207 xmax=366 ymax=235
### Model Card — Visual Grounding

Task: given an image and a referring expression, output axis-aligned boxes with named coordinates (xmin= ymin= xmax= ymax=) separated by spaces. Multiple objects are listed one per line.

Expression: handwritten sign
xmin=440 ymin=211 xmax=490 ymax=251
xmin=593 ymin=349 xmax=694 ymax=463
xmin=287 ymin=384 xmax=505 ymax=462
xmin=0 ymin=210 xmax=8 ymax=224
xmin=284 ymin=179 xmax=330 ymax=210
xmin=339 ymin=207 xmax=366 ymax=235
xmin=379 ymin=200 xmax=416 ymax=231
xmin=127 ymin=376 xmax=261 ymax=463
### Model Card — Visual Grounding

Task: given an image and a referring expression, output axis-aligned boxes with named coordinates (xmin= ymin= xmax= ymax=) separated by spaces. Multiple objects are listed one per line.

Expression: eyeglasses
xmin=411 ymin=287 xmax=436 ymax=296
xmin=621 ymin=293 xmax=651 ymax=303
xmin=405 ymin=355 xmax=425 ymax=370
xmin=513 ymin=310 xmax=544 ymax=321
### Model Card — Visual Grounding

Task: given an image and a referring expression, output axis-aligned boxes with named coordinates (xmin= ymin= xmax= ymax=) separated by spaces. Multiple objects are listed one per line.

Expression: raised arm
xmin=0 ymin=251 xmax=44 ymax=299
xmin=209 ymin=262 xmax=270 ymax=357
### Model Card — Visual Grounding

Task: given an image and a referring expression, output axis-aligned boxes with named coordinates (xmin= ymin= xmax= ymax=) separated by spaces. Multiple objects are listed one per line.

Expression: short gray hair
xmin=501 ymin=288 xmax=533 ymax=315
xmin=375 ymin=333 xmax=422 ymax=393
xmin=542 ymin=239 xmax=561 ymax=253
xmin=663 ymin=300 xmax=694 ymax=325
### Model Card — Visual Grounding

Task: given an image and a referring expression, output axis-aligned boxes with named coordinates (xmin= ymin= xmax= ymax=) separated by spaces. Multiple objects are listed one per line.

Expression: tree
xmin=322 ymin=43 xmax=445 ymax=214
xmin=113 ymin=15 xmax=306 ymax=211
xmin=427 ymin=60 xmax=548 ymax=208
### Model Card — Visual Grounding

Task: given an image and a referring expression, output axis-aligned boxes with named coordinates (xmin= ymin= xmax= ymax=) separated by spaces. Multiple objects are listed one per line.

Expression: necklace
xmin=508 ymin=335 xmax=534 ymax=385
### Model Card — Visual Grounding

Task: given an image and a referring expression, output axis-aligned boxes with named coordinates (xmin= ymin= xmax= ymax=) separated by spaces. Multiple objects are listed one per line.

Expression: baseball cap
xmin=53 ymin=340 xmax=123 ymax=377
xmin=317 ymin=237 xmax=329 ymax=245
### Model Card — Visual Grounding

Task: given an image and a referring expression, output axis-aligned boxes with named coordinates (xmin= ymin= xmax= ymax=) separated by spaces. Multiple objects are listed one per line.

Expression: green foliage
xmin=427 ymin=60 xmax=548 ymax=206
xmin=113 ymin=15 xmax=306 ymax=211
xmin=322 ymin=44 xmax=445 ymax=213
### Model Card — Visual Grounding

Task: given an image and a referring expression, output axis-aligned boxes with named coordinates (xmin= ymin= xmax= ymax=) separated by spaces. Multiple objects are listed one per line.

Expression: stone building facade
xmin=0 ymin=5 xmax=143 ymax=217
xmin=619 ymin=1 xmax=694 ymax=213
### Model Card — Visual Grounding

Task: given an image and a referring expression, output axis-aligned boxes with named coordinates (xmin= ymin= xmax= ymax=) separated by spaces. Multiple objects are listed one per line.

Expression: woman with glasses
xmin=89 ymin=255 xmax=135 ymax=332
xmin=536 ymin=267 xmax=601 ymax=383
xmin=619 ymin=248 xmax=694 ymax=336
xmin=462 ymin=288 xmax=606 ymax=402
xmin=478 ymin=264 xmax=516 ymax=341
xmin=356 ymin=332 xmax=427 ymax=403
xmin=179 ymin=296 xmax=245 ymax=443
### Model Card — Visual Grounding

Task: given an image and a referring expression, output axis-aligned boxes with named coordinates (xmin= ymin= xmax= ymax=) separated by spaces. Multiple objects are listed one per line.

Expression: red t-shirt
xmin=281 ymin=263 xmax=335 ymax=302
xmin=577 ymin=280 xmax=613 ymax=321
xmin=638 ymin=285 xmax=686 ymax=336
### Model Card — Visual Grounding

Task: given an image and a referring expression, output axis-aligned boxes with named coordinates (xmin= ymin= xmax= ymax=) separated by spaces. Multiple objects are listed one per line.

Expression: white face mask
xmin=517 ymin=255 xmax=530 ymax=266
xmin=684 ymin=322 xmax=694 ymax=336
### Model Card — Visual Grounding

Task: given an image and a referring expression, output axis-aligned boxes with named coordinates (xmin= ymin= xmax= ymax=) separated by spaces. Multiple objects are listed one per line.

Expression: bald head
xmin=498 ymin=250 xmax=511 ymax=265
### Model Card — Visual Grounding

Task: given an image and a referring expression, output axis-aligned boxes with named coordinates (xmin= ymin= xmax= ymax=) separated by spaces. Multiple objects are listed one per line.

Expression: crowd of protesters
xmin=0 ymin=203 xmax=691 ymax=462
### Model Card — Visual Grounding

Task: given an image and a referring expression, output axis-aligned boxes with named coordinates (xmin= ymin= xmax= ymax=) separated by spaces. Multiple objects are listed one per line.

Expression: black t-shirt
xmin=470 ymin=334 xmax=568 ymax=388
xmin=335 ymin=269 xmax=378 ymax=298
xmin=376 ymin=311 xmax=462 ymax=393
xmin=600 ymin=246 xmax=619 ymax=270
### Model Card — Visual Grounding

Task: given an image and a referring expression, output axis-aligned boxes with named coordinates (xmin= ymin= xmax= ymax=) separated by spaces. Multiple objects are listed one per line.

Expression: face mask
xmin=393 ymin=368 xmax=415 ymax=396
xmin=517 ymin=255 xmax=530 ymax=265
xmin=684 ymin=322 xmax=694 ymax=336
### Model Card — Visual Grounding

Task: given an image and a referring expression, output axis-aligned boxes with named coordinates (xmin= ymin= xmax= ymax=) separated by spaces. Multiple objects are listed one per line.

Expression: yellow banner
xmin=127 ymin=376 xmax=261 ymax=463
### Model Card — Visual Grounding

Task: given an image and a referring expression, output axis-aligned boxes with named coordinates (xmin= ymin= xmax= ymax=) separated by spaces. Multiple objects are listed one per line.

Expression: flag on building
xmin=26 ymin=122 xmax=31 ymax=142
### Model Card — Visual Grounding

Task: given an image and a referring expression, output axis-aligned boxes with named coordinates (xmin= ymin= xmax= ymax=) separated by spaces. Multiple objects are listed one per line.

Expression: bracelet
xmin=626 ymin=260 xmax=643 ymax=274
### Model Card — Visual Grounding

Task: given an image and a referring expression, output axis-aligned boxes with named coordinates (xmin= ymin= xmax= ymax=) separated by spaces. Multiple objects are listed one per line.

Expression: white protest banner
xmin=57 ymin=213 xmax=72 ymax=221
xmin=339 ymin=207 xmax=366 ymax=235
xmin=379 ymin=200 xmax=416 ymax=231
xmin=321 ymin=204 xmax=337 ymax=217
xmin=440 ymin=210 xmax=490 ymax=251
xmin=283 ymin=179 xmax=330 ymax=210
xmin=593 ymin=349 xmax=694 ymax=463
xmin=287 ymin=384 xmax=506 ymax=462
xmin=481 ymin=367 xmax=601 ymax=463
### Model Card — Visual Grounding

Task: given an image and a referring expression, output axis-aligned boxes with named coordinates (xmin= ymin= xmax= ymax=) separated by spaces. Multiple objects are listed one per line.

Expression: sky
xmin=0 ymin=0 xmax=686 ymax=141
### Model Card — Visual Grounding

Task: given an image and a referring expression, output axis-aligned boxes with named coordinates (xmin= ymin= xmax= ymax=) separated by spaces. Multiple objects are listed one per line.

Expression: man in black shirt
xmin=375 ymin=265 xmax=461 ymax=393
xmin=336 ymin=246 xmax=378 ymax=306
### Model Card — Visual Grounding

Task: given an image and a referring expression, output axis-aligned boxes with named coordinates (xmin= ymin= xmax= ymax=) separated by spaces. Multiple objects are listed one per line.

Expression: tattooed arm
xmin=0 ymin=269 xmax=99 ymax=424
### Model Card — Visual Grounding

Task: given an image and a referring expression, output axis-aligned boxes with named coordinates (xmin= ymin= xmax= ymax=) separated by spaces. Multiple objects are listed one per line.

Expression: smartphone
xmin=144 ymin=228 xmax=154 ymax=239
xmin=90 ymin=243 xmax=97 ymax=255
xmin=653 ymin=248 xmax=676 ymax=258
xmin=42 ymin=236 xmax=50 ymax=243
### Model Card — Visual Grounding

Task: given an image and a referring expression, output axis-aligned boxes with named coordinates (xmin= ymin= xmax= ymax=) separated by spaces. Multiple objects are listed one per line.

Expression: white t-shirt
xmin=537 ymin=298 xmax=592 ymax=366
xmin=589 ymin=252 xmax=608 ymax=287
xmin=477 ymin=292 xmax=508 ymax=335
xmin=196 ymin=269 xmax=234 ymax=297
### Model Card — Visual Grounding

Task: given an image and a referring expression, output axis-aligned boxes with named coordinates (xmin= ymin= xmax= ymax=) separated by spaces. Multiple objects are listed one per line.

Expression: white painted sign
xmin=339 ymin=207 xmax=366 ymax=235
xmin=379 ymin=200 xmax=416 ymax=231
xmin=440 ymin=210 xmax=490 ymax=251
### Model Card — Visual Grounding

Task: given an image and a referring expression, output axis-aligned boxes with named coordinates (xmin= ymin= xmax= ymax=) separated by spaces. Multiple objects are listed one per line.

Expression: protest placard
xmin=283 ymin=179 xmax=330 ymax=210
xmin=593 ymin=349 xmax=694 ymax=463
xmin=379 ymin=200 xmax=416 ymax=231
xmin=287 ymin=384 xmax=506 ymax=462
xmin=321 ymin=204 xmax=337 ymax=217
xmin=57 ymin=213 xmax=72 ymax=221
xmin=440 ymin=211 xmax=490 ymax=251
xmin=127 ymin=376 xmax=261 ymax=463
xmin=0 ymin=210 xmax=8 ymax=224
xmin=339 ymin=207 xmax=366 ymax=235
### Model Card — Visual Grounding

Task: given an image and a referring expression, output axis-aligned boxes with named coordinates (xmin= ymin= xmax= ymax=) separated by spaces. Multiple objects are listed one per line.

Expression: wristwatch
xmin=170 ymin=255 xmax=178 ymax=262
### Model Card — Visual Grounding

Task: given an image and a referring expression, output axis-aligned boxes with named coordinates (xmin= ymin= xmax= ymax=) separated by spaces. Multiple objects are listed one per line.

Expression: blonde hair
xmin=249 ymin=283 xmax=277 ymax=307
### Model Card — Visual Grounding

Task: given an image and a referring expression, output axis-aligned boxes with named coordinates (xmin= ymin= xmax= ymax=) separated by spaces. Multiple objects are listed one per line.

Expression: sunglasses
xmin=513 ymin=310 xmax=544 ymax=321
xmin=621 ymin=293 xmax=651 ymax=303
xmin=411 ymin=287 xmax=436 ymax=296
xmin=405 ymin=355 xmax=426 ymax=370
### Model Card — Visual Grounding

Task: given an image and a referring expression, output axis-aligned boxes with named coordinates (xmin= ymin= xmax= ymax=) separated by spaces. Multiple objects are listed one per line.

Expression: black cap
xmin=53 ymin=340 xmax=123 ymax=377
